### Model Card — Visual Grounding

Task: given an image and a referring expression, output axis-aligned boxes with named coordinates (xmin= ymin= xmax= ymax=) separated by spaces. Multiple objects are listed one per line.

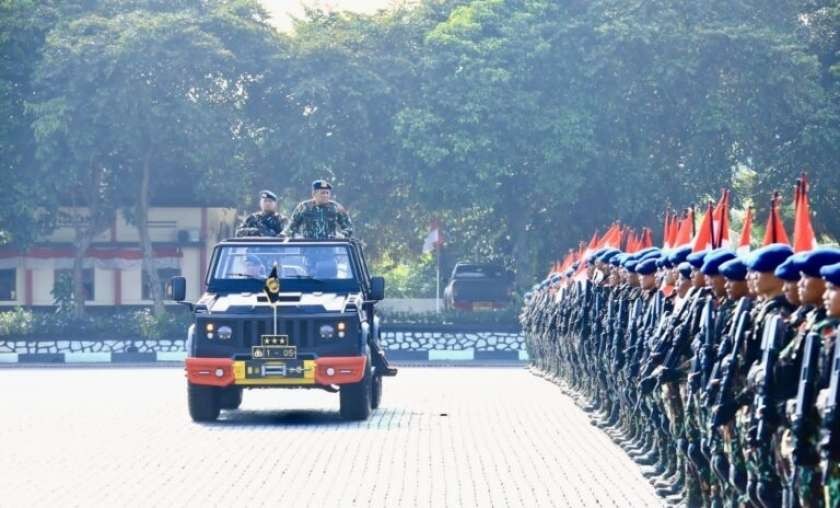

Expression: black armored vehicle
xmin=169 ymin=238 xmax=396 ymax=422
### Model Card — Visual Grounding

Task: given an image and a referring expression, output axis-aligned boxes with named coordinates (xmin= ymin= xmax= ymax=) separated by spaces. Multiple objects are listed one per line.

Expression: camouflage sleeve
xmin=285 ymin=203 xmax=305 ymax=237
xmin=236 ymin=213 xmax=259 ymax=237
xmin=336 ymin=203 xmax=352 ymax=238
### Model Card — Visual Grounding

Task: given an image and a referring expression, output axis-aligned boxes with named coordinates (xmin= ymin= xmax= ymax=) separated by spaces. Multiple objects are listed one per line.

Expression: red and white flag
xmin=422 ymin=221 xmax=444 ymax=254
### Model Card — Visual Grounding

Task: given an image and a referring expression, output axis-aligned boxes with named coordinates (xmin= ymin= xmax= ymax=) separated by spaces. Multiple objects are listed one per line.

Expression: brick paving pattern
xmin=0 ymin=367 xmax=659 ymax=507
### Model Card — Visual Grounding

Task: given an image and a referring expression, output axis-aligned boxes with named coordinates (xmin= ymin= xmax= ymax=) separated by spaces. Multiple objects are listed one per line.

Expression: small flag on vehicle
xmin=264 ymin=264 xmax=280 ymax=303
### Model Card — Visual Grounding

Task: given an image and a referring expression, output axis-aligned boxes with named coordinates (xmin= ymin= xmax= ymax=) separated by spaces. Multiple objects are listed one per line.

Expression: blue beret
xmin=701 ymin=250 xmax=737 ymax=276
xmin=312 ymin=179 xmax=332 ymax=190
xmin=657 ymin=256 xmax=673 ymax=269
xmin=745 ymin=244 xmax=794 ymax=273
xmin=587 ymin=248 xmax=608 ymax=264
xmin=638 ymin=251 xmax=662 ymax=263
xmin=820 ymin=262 xmax=840 ymax=286
xmin=686 ymin=250 xmax=708 ymax=269
xmin=598 ymin=249 xmax=620 ymax=263
xmin=667 ymin=246 xmax=692 ymax=266
xmin=259 ymin=189 xmax=277 ymax=201
xmin=796 ymin=248 xmax=840 ymax=278
xmin=624 ymin=260 xmax=639 ymax=273
xmin=611 ymin=253 xmax=628 ymax=267
xmin=774 ymin=257 xmax=801 ymax=282
xmin=636 ymin=258 xmax=658 ymax=275
xmin=720 ymin=258 xmax=748 ymax=281
xmin=677 ymin=261 xmax=693 ymax=279
xmin=635 ymin=247 xmax=659 ymax=258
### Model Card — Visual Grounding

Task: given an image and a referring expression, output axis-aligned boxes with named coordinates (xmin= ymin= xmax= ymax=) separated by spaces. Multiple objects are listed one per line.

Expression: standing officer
xmin=286 ymin=180 xmax=353 ymax=239
xmin=236 ymin=190 xmax=287 ymax=237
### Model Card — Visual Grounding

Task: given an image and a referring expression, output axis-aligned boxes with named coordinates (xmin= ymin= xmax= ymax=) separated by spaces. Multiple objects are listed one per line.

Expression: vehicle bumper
xmin=185 ymin=355 xmax=367 ymax=387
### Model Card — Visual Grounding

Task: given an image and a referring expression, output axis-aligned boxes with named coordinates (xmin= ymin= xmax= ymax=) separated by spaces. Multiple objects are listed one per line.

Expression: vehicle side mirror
xmin=168 ymin=276 xmax=187 ymax=301
xmin=369 ymin=276 xmax=385 ymax=301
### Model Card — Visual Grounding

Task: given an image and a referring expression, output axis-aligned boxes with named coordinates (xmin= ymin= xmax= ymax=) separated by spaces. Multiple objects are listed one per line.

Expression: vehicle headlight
xmin=319 ymin=324 xmax=335 ymax=339
xmin=217 ymin=326 xmax=233 ymax=340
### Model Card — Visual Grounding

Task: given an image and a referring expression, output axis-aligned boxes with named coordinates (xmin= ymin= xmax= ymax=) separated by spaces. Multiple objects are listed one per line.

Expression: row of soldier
xmin=521 ymin=242 xmax=840 ymax=507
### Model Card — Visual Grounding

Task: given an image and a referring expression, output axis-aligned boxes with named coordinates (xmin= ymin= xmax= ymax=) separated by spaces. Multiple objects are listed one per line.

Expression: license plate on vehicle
xmin=252 ymin=345 xmax=297 ymax=359
xmin=473 ymin=302 xmax=494 ymax=311
xmin=243 ymin=360 xmax=307 ymax=379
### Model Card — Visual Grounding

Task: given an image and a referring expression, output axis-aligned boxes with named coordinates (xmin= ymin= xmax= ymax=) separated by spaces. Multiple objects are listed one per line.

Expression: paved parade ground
xmin=0 ymin=366 xmax=658 ymax=507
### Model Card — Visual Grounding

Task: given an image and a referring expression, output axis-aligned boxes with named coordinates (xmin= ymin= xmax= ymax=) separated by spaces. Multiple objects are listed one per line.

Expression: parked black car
xmin=443 ymin=262 xmax=514 ymax=311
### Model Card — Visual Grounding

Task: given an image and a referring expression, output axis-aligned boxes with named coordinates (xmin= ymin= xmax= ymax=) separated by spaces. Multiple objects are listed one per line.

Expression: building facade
xmin=0 ymin=207 xmax=237 ymax=307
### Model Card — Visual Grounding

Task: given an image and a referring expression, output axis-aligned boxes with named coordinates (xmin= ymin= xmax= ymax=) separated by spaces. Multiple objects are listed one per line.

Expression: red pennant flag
xmin=712 ymin=190 xmax=731 ymax=249
xmin=762 ymin=193 xmax=790 ymax=246
xmin=793 ymin=175 xmax=817 ymax=252
xmin=668 ymin=211 xmax=679 ymax=248
xmin=583 ymin=230 xmax=600 ymax=257
xmin=674 ymin=209 xmax=694 ymax=247
xmin=692 ymin=202 xmax=715 ymax=252
xmin=598 ymin=223 xmax=622 ymax=249
xmin=663 ymin=211 xmax=672 ymax=249
xmin=640 ymin=228 xmax=654 ymax=250
xmin=738 ymin=207 xmax=753 ymax=256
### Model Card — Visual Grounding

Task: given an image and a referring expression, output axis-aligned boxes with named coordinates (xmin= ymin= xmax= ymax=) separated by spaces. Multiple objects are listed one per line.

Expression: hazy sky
xmin=259 ymin=0 xmax=396 ymax=31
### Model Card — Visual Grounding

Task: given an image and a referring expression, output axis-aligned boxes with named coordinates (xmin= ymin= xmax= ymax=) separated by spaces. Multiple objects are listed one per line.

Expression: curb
xmin=0 ymin=350 xmax=529 ymax=365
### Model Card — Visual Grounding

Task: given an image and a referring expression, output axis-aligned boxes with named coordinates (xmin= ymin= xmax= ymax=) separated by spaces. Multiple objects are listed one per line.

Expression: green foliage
xmin=133 ymin=309 xmax=188 ymax=340
xmin=50 ymin=270 xmax=75 ymax=313
xmin=0 ymin=307 xmax=193 ymax=339
xmin=373 ymin=253 xmax=438 ymax=298
xmin=3 ymin=0 xmax=840 ymax=289
xmin=0 ymin=307 xmax=35 ymax=337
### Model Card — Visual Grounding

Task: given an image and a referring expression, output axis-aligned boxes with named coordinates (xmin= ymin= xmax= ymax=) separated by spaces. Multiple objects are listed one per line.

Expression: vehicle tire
xmin=371 ymin=372 xmax=383 ymax=409
xmin=219 ymin=386 xmax=243 ymax=410
xmin=339 ymin=357 xmax=372 ymax=421
xmin=188 ymin=383 xmax=220 ymax=422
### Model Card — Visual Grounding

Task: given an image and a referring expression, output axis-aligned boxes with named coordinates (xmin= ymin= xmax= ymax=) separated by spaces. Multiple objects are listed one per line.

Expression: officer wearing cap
xmin=236 ymin=190 xmax=288 ymax=237
xmin=286 ymin=180 xmax=353 ymax=240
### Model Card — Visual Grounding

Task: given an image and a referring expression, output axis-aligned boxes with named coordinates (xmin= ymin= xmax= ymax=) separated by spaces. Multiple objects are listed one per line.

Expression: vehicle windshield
xmin=454 ymin=265 xmax=505 ymax=278
xmin=208 ymin=244 xmax=360 ymax=293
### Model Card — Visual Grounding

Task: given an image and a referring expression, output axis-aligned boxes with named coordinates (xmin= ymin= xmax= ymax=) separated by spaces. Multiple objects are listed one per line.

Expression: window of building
xmin=54 ymin=269 xmax=95 ymax=301
xmin=143 ymin=268 xmax=181 ymax=300
xmin=0 ymin=269 xmax=16 ymax=300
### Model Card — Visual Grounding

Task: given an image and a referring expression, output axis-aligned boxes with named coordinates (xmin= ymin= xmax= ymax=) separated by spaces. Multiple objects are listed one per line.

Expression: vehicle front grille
xmin=240 ymin=318 xmax=317 ymax=348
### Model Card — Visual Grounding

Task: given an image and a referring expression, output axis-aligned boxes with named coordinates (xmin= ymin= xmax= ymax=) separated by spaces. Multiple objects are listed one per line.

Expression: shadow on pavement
xmin=207 ymin=408 xmax=352 ymax=427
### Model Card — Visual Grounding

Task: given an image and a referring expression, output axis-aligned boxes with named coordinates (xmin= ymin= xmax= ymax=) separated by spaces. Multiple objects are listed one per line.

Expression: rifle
xmin=752 ymin=314 xmax=785 ymax=444
xmin=710 ymin=298 xmax=753 ymax=427
xmin=819 ymin=320 xmax=840 ymax=478
xmin=688 ymin=296 xmax=715 ymax=399
xmin=792 ymin=327 xmax=822 ymax=466
xmin=703 ymin=298 xmax=749 ymax=406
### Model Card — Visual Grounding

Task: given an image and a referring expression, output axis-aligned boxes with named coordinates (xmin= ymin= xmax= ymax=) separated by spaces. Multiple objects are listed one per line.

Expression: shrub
xmin=0 ymin=307 xmax=35 ymax=337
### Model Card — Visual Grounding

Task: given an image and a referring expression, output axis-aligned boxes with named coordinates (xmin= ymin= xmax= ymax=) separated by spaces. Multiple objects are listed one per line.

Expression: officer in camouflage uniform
xmin=236 ymin=190 xmax=287 ymax=237
xmin=818 ymin=262 xmax=840 ymax=507
xmin=286 ymin=180 xmax=353 ymax=240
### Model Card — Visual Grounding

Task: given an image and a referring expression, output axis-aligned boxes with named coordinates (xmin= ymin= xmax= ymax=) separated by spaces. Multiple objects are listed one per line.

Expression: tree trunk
xmin=69 ymin=159 xmax=110 ymax=317
xmin=71 ymin=227 xmax=94 ymax=318
xmin=137 ymin=151 xmax=165 ymax=316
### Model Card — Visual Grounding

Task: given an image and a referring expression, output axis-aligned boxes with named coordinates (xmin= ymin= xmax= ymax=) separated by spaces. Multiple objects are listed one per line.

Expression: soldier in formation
xmin=522 ymin=241 xmax=840 ymax=507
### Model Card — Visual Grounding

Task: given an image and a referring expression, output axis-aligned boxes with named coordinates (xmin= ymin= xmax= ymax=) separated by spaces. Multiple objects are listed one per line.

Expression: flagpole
xmin=436 ymin=244 xmax=441 ymax=313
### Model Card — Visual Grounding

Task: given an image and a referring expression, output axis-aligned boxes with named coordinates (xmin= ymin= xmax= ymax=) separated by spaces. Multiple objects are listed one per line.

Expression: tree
xmin=30 ymin=0 xmax=279 ymax=314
